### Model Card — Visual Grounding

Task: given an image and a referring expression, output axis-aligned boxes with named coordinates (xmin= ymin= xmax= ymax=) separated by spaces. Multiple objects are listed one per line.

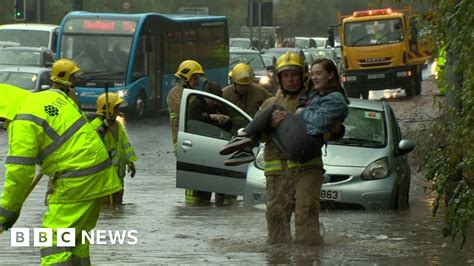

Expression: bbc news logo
xmin=10 ymin=228 xmax=138 ymax=247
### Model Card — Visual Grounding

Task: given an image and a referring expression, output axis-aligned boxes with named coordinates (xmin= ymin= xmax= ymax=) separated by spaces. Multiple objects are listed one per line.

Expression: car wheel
xmin=414 ymin=71 xmax=422 ymax=96
xmin=361 ymin=90 xmax=369 ymax=99
xmin=404 ymin=80 xmax=416 ymax=97
xmin=396 ymin=177 xmax=410 ymax=209
xmin=134 ymin=91 xmax=147 ymax=119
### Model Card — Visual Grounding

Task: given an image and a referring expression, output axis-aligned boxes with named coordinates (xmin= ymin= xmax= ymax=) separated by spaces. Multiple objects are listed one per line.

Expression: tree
xmin=416 ymin=0 xmax=474 ymax=248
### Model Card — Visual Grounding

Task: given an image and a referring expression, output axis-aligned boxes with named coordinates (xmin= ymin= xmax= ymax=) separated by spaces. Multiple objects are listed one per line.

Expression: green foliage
xmin=417 ymin=0 xmax=474 ymax=248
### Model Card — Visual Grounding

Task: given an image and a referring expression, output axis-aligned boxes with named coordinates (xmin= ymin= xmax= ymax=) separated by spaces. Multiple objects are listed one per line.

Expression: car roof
xmin=0 ymin=66 xmax=51 ymax=73
xmin=2 ymin=46 xmax=51 ymax=52
xmin=0 ymin=23 xmax=59 ymax=31
xmin=230 ymin=48 xmax=260 ymax=54
xmin=266 ymin=47 xmax=301 ymax=52
xmin=348 ymin=98 xmax=385 ymax=112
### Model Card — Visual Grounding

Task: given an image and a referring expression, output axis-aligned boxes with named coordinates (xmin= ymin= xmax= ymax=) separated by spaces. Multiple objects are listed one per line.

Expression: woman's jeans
xmin=244 ymin=104 xmax=323 ymax=163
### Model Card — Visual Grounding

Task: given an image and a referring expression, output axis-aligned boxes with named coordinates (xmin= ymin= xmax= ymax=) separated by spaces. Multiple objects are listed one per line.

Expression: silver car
xmin=176 ymin=89 xmax=415 ymax=210
xmin=246 ymin=99 xmax=416 ymax=210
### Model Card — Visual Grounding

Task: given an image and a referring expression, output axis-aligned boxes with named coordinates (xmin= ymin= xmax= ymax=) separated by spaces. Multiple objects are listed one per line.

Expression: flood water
xmin=1 ymin=83 xmax=473 ymax=265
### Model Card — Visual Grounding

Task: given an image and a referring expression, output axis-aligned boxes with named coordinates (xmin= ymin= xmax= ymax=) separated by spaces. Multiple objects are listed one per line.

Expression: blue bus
xmin=57 ymin=11 xmax=229 ymax=118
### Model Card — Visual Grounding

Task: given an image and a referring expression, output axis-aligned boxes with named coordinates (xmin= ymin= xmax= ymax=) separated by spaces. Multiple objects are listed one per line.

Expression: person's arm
xmin=302 ymin=92 xmax=348 ymax=136
xmin=166 ymin=89 xmax=180 ymax=150
xmin=119 ymin=124 xmax=137 ymax=178
xmin=0 ymin=120 xmax=40 ymax=230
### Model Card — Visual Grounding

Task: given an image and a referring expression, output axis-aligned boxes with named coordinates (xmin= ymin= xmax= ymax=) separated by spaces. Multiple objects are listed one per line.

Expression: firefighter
xmin=223 ymin=63 xmax=272 ymax=118
xmin=91 ymin=92 xmax=137 ymax=206
xmin=260 ymin=52 xmax=326 ymax=245
xmin=167 ymin=60 xmax=212 ymax=205
xmin=0 ymin=82 xmax=122 ymax=264
xmin=217 ymin=63 xmax=272 ymax=205
xmin=50 ymin=58 xmax=81 ymax=106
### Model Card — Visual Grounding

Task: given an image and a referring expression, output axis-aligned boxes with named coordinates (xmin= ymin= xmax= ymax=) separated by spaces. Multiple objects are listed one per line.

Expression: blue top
xmin=300 ymin=91 xmax=348 ymax=136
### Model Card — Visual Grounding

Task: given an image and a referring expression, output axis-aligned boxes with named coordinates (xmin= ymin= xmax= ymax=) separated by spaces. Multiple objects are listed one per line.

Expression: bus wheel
xmin=134 ymin=91 xmax=146 ymax=119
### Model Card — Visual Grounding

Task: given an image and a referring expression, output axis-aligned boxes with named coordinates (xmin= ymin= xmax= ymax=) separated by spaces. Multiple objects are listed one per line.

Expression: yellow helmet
xmin=96 ymin=92 xmax=127 ymax=116
xmin=231 ymin=63 xmax=254 ymax=85
xmin=174 ymin=60 xmax=205 ymax=81
xmin=50 ymin=59 xmax=82 ymax=87
xmin=275 ymin=51 xmax=304 ymax=76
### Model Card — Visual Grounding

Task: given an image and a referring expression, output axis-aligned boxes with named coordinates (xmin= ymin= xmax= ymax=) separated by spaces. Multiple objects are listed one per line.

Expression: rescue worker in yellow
xmin=0 ymin=59 xmax=122 ymax=265
xmin=90 ymin=92 xmax=137 ymax=206
xmin=167 ymin=60 xmax=211 ymax=205
xmin=260 ymin=52 xmax=325 ymax=245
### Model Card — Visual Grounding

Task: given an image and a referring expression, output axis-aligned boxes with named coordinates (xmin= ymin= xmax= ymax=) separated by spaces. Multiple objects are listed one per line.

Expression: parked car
xmin=0 ymin=66 xmax=52 ymax=92
xmin=229 ymin=48 xmax=274 ymax=92
xmin=304 ymin=47 xmax=342 ymax=72
xmin=175 ymin=90 xmax=415 ymax=211
xmin=0 ymin=46 xmax=55 ymax=69
xmin=246 ymin=99 xmax=415 ymax=210
xmin=0 ymin=23 xmax=60 ymax=52
xmin=311 ymin=37 xmax=329 ymax=48
xmin=264 ymin=47 xmax=305 ymax=61
xmin=230 ymin=38 xmax=253 ymax=49
xmin=295 ymin=37 xmax=318 ymax=49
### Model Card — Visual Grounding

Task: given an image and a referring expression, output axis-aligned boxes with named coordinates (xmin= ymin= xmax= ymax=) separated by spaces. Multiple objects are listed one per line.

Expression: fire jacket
xmin=222 ymin=83 xmax=272 ymax=117
xmin=167 ymin=83 xmax=185 ymax=150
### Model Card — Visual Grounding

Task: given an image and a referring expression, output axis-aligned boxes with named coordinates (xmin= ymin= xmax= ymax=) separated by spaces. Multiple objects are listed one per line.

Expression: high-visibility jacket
xmin=0 ymin=88 xmax=122 ymax=222
xmin=167 ymin=83 xmax=185 ymax=151
xmin=260 ymin=87 xmax=324 ymax=175
xmin=90 ymin=117 xmax=137 ymax=179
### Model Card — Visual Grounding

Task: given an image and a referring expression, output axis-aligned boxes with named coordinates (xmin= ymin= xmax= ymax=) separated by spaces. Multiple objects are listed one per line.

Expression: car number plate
xmin=368 ymin=73 xmax=385 ymax=79
xmin=320 ymin=190 xmax=342 ymax=201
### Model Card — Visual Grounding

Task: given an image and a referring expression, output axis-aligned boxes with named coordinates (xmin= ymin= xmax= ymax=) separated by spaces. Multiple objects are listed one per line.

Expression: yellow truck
xmin=330 ymin=7 xmax=432 ymax=98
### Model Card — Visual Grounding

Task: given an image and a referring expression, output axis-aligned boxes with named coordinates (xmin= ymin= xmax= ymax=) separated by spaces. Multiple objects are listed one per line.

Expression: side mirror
xmin=41 ymin=84 xmax=51 ymax=91
xmin=398 ymin=139 xmax=416 ymax=155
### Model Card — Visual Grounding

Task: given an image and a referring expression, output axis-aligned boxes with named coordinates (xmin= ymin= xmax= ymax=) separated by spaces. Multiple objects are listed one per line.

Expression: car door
xmin=176 ymin=89 xmax=253 ymax=196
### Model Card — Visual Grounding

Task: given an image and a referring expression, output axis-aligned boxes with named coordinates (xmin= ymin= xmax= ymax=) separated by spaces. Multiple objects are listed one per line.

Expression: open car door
xmin=176 ymin=88 xmax=253 ymax=196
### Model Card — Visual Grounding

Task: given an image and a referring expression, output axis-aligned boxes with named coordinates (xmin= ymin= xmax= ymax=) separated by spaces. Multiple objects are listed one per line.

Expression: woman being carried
xmin=220 ymin=58 xmax=349 ymax=166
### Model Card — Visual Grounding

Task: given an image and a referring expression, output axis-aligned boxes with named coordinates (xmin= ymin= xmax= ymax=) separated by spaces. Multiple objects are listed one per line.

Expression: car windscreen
xmin=332 ymin=107 xmax=387 ymax=148
xmin=0 ymin=29 xmax=50 ymax=48
xmin=0 ymin=71 xmax=38 ymax=91
xmin=230 ymin=39 xmax=250 ymax=49
xmin=229 ymin=52 xmax=266 ymax=72
xmin=344 ymin=18 xmax=403 ymax=47
xmin=0 ymin=50 xmax=41 ymax=66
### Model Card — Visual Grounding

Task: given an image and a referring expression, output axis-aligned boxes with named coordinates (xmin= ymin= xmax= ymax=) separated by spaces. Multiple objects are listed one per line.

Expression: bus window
xmin=132 ymin=35 xmax=146 ymax=81
xmin=182 ymin=29 xmax=197 ymax=61
xmin=211 ymin=27 xmax=228 ymax=68
xmin=165 ymin=31 xmax=182 ymax=73
xmin=197 ymin=28 xmax=211 ymax=66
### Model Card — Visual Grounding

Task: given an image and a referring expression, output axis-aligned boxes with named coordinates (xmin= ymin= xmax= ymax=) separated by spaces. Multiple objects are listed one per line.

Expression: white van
xmin=0 ymin=23 xmax=60 ymax=53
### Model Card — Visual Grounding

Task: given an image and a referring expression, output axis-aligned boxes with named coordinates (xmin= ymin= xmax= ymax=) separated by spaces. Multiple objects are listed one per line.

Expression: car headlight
xmin=254 ymin=147 xmax=265 ymax=170
xmin=361 ymin=157 xmax=390 ymax=180
xmin=259 ymin=75 xmax=271 ymax=85
xmin=117 ymin=89 xmax=129 ymax=98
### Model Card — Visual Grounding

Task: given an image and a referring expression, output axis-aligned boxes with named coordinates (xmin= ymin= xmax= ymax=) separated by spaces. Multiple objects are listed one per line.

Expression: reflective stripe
xmin=288 ymin=158 xmax=323 ymax=170
xmin=57 ymin=159 xmax=112 ymax=179
xmin=264 ymin=160 xmax=285 ymax=172
xmin=169 ymin=112 xmax=177 ymax=119
xmin=39 ymin=117 xmax=88 ymax=161
xmin=41 ymin=246 xmax=72 ymax=257
xmin=125 ymin=151 xmax=136 ymax=160
xmin=0 ymin=207 xmax=18 ymax=220
xmin=72 ymin=256 xmax=91 ymax=266
xmin=14 ymin=114 xmax=59 ymax=140
xmin=5 ymin=156 xmax=37 ymax=165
